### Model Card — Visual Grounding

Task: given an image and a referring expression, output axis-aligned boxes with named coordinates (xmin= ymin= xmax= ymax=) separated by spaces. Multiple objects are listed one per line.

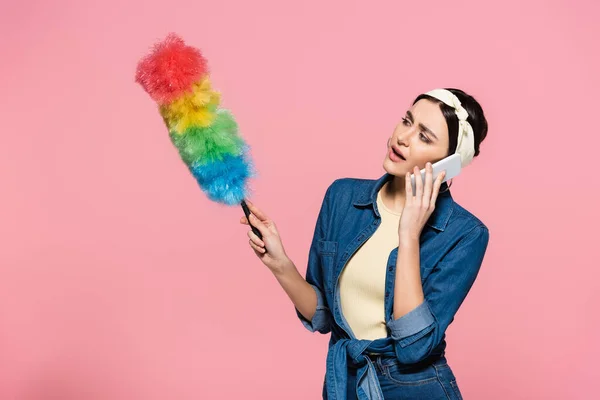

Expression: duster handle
xmin=241 ymin=200 xmax=264 ymax=243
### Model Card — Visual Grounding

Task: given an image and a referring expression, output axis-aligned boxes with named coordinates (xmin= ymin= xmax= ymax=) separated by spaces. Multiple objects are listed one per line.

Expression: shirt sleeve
xmin=385 ymin=224 xmax=490 ymax=364
xmin=295 ymin=182 xmax=336 ymax=334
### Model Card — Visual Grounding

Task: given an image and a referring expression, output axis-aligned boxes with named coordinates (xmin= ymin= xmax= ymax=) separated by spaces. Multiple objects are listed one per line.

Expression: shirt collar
xmin=352 ymin=172 xmax=454 ymax=231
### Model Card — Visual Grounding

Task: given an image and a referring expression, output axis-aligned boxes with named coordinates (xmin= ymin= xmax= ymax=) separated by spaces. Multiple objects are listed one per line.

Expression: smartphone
xmin=410 ymin=153 xmax=462 ymax=193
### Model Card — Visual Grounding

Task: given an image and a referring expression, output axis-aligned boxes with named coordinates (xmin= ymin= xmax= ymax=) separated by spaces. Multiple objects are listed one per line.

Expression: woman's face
xmin=383 ymin=99 xmax=450 ymax=177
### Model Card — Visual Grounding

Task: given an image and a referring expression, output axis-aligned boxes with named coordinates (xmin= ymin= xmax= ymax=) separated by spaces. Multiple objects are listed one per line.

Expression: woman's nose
xmin=395 ymin=133 xmax=410 ymax=147
xmin=397 ymin=126 xmax=419 ymax=144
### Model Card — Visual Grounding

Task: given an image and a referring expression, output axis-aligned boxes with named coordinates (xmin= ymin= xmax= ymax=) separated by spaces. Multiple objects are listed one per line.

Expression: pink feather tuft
xmin=135 ymin=33 xmax=209 ymax=105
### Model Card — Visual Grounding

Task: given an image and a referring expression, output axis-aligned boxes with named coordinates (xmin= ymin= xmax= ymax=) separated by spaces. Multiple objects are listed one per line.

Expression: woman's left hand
xmin=398 ymin=162 xmax=446 ymax=241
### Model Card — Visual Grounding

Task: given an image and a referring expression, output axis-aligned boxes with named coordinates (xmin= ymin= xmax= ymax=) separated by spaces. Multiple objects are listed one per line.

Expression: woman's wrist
xmin=271 ymin=255 xmax=294 ymax=277
xmin=399 ymin=232 xmax=420 ymax=248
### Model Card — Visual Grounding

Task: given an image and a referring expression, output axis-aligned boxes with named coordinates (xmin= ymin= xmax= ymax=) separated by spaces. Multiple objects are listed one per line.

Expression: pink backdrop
xmin=1 ymin=0 xmax=598 ymax=398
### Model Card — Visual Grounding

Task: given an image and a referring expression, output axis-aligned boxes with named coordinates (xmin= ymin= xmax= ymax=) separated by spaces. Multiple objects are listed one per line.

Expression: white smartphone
xmin=410 ymin=153 xmax=462 ymax=193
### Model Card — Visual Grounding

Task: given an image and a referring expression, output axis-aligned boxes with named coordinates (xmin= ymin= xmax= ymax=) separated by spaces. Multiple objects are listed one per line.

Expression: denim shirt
xmin=295 ymin=172 xmax=489 ymax=400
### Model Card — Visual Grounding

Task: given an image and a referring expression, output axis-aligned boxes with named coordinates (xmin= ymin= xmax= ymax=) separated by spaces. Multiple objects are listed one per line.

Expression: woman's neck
xmin=380 ymin=176 xmax=406 ymax=214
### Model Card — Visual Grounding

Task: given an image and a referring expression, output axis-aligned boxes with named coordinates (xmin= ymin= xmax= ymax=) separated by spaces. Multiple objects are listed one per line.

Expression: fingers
xmin=239 ymin=208 xmax=267 ymax=236
xmin=414 ymin=165 xmax=423 ymax=203
xmin=245 ymin=200 xmax=268 ymax=221
xmin=248 ymin=213 xmax=267 ymax=236
xmin=242 ymin=201 xmax=270 ymax=255
xmin=405 ymin=172 xmax=413 ymax=203
xmin=423 ymin=162 xmax=433 ymax=204
xmin=430 ymin=170 xmax=446 ymax=208
xmin=240 ymin=215 xmax=257 ymax=226
xmin=242 ymin=215 xmax=266 ymax=254
xmin=247 ymin=229 xmax=265 ymax=248
xmin=249 ymin=238 xmax=266 ymax=254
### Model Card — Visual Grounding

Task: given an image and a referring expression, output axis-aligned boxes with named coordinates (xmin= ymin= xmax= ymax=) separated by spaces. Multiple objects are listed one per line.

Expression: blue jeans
xmin=344 ymin=356 xmax=464 ymax=400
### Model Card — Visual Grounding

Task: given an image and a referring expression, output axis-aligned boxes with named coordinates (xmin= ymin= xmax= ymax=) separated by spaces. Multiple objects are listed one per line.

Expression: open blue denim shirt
xmin=295 ymin=172 xmax=490 ymax=400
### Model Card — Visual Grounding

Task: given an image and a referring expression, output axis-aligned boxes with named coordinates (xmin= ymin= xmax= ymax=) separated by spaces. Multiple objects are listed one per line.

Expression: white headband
xmin=424 ymin=89 xmax=475 ymax=168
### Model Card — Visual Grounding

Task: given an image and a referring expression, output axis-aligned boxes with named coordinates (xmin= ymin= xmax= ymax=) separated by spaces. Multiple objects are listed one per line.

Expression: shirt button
xmin=385 ymin=291 xmax=389 ymax=298
xmin=388 ymin=266 xmax=393 ymax=272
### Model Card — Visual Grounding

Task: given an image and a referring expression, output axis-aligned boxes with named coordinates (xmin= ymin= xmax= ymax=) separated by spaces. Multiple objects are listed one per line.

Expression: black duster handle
xmin=241 ymin=200 xmax=263 ymax=241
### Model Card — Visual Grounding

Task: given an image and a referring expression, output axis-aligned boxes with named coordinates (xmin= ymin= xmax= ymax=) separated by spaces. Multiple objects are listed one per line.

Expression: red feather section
xmin=135 ymin=33 xmax=209 ymax=105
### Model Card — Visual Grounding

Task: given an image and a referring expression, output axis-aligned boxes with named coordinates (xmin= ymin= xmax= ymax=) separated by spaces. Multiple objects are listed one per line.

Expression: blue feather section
xmin=189 ymin=145 xmax=256 ymax=205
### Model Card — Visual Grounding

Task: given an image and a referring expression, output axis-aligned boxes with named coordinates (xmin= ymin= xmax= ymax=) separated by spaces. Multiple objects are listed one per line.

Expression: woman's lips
xmin=389 ymin=147 xmax=405 ymax=162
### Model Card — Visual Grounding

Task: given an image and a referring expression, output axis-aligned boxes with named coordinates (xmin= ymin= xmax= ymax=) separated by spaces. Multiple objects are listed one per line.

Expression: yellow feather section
xmin=160 ymin=77 xmax=221 ymax=134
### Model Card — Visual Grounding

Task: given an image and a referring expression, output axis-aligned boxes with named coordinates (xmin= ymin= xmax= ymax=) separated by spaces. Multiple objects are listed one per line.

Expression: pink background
xmin=1 ymin=0 xmax=598 ymax=398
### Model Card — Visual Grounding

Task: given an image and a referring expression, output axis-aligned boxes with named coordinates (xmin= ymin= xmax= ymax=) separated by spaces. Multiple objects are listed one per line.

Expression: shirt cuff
xmin=296 ymin=284 xmax=330 ymax=333
xmin=386 ymin=300 xmax=435 ymax=340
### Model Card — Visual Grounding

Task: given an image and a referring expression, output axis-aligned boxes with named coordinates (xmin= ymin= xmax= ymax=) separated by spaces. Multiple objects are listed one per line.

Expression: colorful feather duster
xmin=135 ymin=33 xmax=262 ymax=239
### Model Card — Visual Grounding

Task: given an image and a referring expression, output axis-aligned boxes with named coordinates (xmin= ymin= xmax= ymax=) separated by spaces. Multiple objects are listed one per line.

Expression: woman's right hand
xmin=240 ymin=200 xmax=291 ymax=275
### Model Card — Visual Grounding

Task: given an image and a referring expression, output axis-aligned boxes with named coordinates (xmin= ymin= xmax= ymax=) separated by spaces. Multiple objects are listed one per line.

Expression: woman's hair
xmin=413 ymin=88 xmax=488 ymax=158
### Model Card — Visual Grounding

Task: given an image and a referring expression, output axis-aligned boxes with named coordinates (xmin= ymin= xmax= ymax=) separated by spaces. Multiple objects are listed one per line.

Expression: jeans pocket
xmin=380 ymin=364 xmax=449 ymax=399
xmin=384 ymin=364 xmax=438 ymax=386
xmin=434 ymin=364 xmax=462 ymax=400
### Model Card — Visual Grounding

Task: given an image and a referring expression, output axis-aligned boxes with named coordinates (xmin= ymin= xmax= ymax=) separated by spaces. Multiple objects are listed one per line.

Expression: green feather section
xmin=169 ymin=109 xmax=245 ymax=166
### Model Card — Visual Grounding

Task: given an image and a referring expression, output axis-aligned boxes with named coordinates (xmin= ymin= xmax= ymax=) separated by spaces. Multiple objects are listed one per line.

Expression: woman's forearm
xmin=393 ymin=236 xmax=425 ymax=320
xmin=272 ymin=258 xmax=318 ymax=322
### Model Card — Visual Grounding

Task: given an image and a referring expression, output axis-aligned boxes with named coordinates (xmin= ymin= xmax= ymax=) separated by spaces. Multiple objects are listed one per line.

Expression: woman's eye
xmin=419 ymin=133 xmax=431 ymax=143
xmin=402 ymin=118 xmax=431 ymax=143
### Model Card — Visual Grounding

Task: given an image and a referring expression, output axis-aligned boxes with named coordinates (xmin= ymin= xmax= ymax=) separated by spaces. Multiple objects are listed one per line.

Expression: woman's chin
xmin=383 ymin=157 xmax=407 ymax=176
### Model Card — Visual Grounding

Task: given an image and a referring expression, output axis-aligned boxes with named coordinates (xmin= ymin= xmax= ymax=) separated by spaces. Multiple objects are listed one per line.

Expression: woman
xmin=240 ymin=88 xmax=489 ymax=399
